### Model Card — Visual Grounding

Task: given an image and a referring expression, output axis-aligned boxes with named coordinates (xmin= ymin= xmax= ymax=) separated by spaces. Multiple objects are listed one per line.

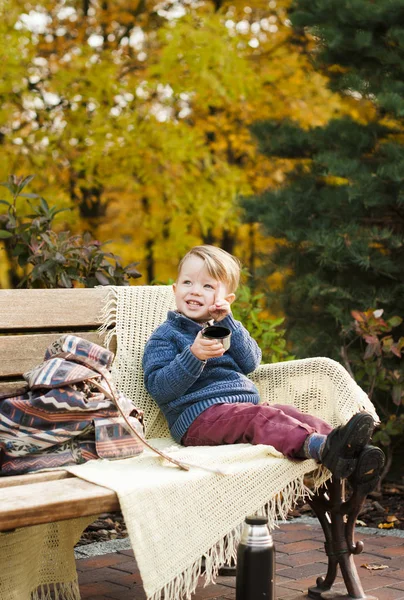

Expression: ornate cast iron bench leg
xmin=307 ymin=476 xmax=378 ymax=600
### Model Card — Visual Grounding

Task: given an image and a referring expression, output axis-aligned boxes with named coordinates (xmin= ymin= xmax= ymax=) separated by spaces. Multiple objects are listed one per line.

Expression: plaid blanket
xmin=0 ymin=335 xmax=144 ymax=474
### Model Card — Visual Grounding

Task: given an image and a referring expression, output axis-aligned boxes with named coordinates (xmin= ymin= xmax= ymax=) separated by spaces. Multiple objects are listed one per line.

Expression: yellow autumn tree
xmin=0 ymin=0 xmax=362 ymax=285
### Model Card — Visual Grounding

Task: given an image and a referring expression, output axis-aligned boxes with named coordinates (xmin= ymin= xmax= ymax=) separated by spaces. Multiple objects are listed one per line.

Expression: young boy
xmin=142 ymin=245 xmax=383 ymax=484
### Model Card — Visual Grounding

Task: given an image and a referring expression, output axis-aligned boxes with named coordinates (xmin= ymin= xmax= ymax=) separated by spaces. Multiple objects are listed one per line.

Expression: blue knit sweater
xmin=142 ymin=311 xmax=262 ymax=443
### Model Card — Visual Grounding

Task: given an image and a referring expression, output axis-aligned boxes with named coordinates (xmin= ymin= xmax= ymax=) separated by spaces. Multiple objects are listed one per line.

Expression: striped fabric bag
xmin=0 ymin=335 xmax=145 ymax=474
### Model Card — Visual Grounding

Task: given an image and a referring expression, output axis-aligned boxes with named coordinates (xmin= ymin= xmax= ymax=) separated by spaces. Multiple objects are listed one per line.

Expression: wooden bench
xmin=0 ymin=286 xmax=382 ymax=600
xmin=0 ymin=288 xmax=120 ymax=530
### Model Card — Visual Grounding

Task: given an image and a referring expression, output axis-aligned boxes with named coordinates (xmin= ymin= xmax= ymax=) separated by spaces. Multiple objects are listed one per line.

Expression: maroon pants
xmin=182 ymin=403 xmax=333 ymax=458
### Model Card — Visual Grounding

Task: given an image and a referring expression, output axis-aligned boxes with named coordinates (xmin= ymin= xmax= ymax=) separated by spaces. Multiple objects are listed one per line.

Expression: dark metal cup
xmin=201 ymin=325 xmax=231 ymax=351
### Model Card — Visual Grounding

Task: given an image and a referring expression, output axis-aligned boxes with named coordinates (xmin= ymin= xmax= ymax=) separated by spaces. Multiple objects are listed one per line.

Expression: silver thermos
xmin=236 ymin=515 xmax=275 ymax=600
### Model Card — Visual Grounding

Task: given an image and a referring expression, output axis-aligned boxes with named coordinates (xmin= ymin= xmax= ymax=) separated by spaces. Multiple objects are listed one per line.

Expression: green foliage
xmin=0 ymin=175 xmax=141 ymax=288
xmin=232 ymin=282 xmax=294 ymax=364
xmin=241 ymin=0 xmax=404 ymax=359
xmin=341 ymin=309 xmax=404 ymax=473
xmin=291 ymin=0 xmax=404 ymax=117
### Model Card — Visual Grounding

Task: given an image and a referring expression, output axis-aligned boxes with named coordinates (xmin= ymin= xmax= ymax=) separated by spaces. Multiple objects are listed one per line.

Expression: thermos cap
xmin=245 ymin=516 xmax=268 ymax=525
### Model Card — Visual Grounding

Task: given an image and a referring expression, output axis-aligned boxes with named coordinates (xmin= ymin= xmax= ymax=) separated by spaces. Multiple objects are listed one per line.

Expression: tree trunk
xmin=248 ymin=223 xmax=256 ymax=279
xmin=202 ymin=229 xmax=215 ymax=245
xmin=141 ymin=196 xmax=155 ymax=283
xmin=221 ymin=229 xmax=235 ymax=255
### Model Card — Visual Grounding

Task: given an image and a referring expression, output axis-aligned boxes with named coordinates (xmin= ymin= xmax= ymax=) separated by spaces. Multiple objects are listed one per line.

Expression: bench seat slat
xmin=0 ymin=478 xmax=120 ymax=531
xmin=1 ymin=288 xmax=110 ymax=330
xmin=0 ymin=470 xmax=72 ymax=488
xmin=0 ymin=380 xmax=26 ymax=397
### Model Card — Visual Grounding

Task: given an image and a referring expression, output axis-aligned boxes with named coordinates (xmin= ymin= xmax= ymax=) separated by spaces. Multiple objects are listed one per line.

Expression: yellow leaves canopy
xmin=0 ymin=0 xmax=368 ymax=283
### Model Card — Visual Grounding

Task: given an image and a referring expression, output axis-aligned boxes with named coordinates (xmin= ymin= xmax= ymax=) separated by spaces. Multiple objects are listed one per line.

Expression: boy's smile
xmin=173 ymin=256 xmax=231 ymax=323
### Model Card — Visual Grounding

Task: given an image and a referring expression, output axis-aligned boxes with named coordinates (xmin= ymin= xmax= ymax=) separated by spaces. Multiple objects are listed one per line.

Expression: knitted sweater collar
xmin=167 ymin=310 xmax=212 ymax=333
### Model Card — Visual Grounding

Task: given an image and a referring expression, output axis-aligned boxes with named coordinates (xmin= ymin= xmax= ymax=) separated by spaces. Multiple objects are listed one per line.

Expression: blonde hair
xmin=178 ymin=245 xmax=241 ymax=293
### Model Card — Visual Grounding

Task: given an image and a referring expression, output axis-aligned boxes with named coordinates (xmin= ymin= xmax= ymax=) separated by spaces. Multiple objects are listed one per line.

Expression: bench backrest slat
xmin=1 ymin=288 xmax=109 ymax=330
xmin=0 ymin=331 xmax=108 ymax=378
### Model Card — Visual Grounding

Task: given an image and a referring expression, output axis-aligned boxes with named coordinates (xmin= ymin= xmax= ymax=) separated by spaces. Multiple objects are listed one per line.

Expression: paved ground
xmin=76 ymin=521 xmax=404 ymax=600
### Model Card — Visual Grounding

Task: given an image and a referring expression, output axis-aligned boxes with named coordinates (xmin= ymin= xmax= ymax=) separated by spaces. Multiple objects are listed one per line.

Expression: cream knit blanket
xmin=0 ymin=516 xmax=93 ymax=600
xmin=69 ymin=442 xmax=323 ymax=599
xmin=66 ymin=285 xmax=378 ymax=600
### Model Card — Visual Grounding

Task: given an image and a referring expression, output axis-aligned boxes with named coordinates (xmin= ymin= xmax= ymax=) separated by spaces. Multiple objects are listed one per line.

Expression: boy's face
xmin=173 ymin=255 xmax=234 ymax=323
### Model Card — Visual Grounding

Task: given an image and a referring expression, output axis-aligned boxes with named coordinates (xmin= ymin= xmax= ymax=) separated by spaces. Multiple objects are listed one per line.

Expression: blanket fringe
xmin=149 ymin=471 xmax=320 ymax=600
xmin=311 ymin=464 xmax=332 ymax=491
xmin=32 ymin=581 xmax=81 ymax=600
xmin=97 ymin=286 xmax=118 ymax=350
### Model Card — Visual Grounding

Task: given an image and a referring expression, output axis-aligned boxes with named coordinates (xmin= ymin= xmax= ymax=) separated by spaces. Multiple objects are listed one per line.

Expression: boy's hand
xmin=208 ymin=283 xmax=232 ymax=322
xmin=190 ymin=331 xmax=225 ymax=361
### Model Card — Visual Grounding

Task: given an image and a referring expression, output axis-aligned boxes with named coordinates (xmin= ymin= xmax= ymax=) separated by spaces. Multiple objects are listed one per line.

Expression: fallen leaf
xmin=356 ymin=519 xmax=368 ymax=527
xmin=386 ymin=515 xmax=399 ymax=523
xmin=378 ymin=522 xmax=395 ymax=529
xmin=383 ymin=487 xmax=401 ymax=494
xmin=361 ymin=563 xmax=389 ymax=571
